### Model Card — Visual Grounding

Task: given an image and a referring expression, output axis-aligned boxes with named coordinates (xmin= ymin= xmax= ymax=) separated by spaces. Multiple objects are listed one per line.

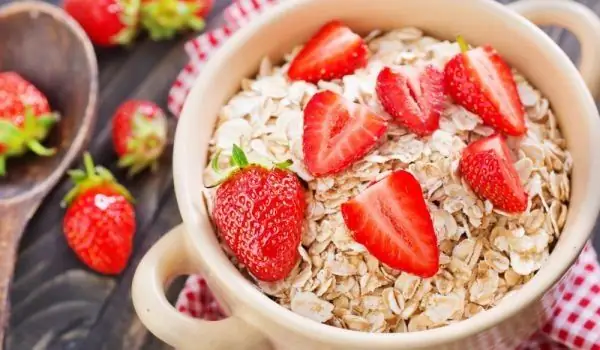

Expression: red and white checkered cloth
xmin=169 ymin=1 xmax=600 ymax=348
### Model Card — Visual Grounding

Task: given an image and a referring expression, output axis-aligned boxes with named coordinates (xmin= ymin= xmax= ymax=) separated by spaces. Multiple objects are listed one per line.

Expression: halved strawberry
xmin=459 ymin=134 xmax=527 ymax=213
xmin=444 ymin=37 xmax=526 ymax=136
xmin=376 ymin=65 xmax=445 ymax=136
xmin=287 ymin=20 xmax=368 ymax=83
xmin=341 ymin=170 xmax=439 ymax=277
xmin=303 ymin=90 xmax=388 ymax=177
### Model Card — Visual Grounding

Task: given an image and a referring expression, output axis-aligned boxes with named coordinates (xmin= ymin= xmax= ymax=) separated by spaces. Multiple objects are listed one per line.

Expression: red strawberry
xmin=63 ymin=0 xmax=140 ymax=47
xmin=141 ymin=0 xmax=212 ymax=40
xmin=212 ymin=146 xmax=305 ymax=282
xmin=303 ymin=90 xmax=388 ymax=177
xmin=62 ymin=153 xmax=136 ymax=275
xmin=341 ymin=170 xmax=439 ymax=277
xmin=444 ymin=36 xmax=526 ymax=136
xmin=111 ymin=100 xmax=167 ymax=176
xmin=0 ymin=72 xmax=59 ymax=176
xmin=376 ymin=65 xmax=445 ymax=136
xmin=459 ymin=134 xmax=527 ymax=213
xmin=287 ymin=20 xmax=368 ymax=83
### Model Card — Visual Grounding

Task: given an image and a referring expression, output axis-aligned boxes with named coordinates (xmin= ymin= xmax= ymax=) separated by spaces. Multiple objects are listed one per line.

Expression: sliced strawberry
xmin=341 ymin=170 xmax=439 ymax=277
xmin=287 ymin=20 xmax=368 ymax=83
xmin=303 ymin=90 xmax=388 ymax=177
xmin=444 ymin=37 xmax=526 ymax=136
xmin=459 ymin=134 xmax=527 ymax=213
xmin=376 ymin=65 xmax=445 ymax=136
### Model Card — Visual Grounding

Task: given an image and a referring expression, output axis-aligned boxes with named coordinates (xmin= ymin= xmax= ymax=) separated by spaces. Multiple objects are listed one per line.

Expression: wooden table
xmin=2 ymin=0 xmax=600 ymax=349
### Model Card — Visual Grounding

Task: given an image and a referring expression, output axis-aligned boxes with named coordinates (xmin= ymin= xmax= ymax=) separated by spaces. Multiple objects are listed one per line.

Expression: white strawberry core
xmin=468 ymin=48 xmax=518 ymax=122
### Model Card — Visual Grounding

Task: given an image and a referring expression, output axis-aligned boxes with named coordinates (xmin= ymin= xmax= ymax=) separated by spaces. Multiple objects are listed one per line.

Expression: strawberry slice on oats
xmin=288 ymin=20 xmax=369 ymax=83
xmin=302 ymin=90 xmax=388 ymax=177
xmin=341 ymin=170 xmax=439 ymax=277
xmin=376 ymin=65 xmax=446 ymax=136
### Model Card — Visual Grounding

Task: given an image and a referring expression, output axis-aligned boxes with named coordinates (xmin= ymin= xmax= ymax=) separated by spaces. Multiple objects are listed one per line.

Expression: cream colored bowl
xmin=132 ymin=1 xmax=600 ymax=349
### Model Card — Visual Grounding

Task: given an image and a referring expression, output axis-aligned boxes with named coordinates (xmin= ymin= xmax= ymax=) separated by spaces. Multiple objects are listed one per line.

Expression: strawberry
xmin=141 ymin=0 xmax=212 ymax=40
xmin=459 ymin=134 xmax=527 ymax=213
xmin=0 ymin=72 xmax=59 ymax=176
xmin=376 ymin=65 xmax=445 ymax=136
xmin=212 ymin=145 xmax=305 ymax=282
xmin=303 ymin=90 xmax=388 ymax=177
xmin=111 ymin=100 xmax=167 ymax=176
xmin=62 ymin=152 xmax=136 ymax=275
xmin=63 ymin=0 xmax=140 ymax=47
xmin=287 ymin=20 xmax=368 ymax=83
xmin=444 ymin=36 xmax=526 ymax=136
xmin=341 ymin=170 xmax=439 ymax=277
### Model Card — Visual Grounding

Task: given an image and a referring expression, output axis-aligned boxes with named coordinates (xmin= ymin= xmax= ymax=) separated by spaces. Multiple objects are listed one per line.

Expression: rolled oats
xmin=205 ymin=27 xmax=571 ymax=333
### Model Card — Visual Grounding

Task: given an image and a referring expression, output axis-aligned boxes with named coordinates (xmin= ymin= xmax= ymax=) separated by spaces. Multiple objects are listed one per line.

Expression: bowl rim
xmin=174 ymin=0 xmax=600 ymax=346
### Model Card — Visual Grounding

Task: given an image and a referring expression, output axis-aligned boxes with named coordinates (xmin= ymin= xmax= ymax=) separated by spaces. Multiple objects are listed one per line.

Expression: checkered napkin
xmin=169 ymin=1 xmax=600 ymax=348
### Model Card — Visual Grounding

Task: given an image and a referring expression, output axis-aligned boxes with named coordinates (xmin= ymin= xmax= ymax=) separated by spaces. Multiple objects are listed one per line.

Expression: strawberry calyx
xmin=111 ymin=0 xmax=142 ymax=45
xmin=62 ymin=152 xmax=134 ymax=207
xmin=206 ymin=144 xmax=293 ymax=188
xmin=0 ymin=107 xmax=59 ymax=176
xmin=141 ymin=0 xmax=205 ymax=41
xmin=456 ymin=35 xmax=469 ymax=53
xmin=117 ymin=110 xmax=167 ymax=177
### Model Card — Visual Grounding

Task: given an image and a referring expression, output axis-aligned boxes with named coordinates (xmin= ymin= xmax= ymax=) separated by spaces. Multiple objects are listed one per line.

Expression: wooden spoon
xmin=0 ymin=0 xmax=98 ymax=345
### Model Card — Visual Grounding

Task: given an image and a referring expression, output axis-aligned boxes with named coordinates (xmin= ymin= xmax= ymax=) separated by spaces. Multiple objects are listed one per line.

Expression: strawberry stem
xmin=84 ymin=152 xmax=96 ymax=177
xmin=457 ymin=35 xmax=469 ymax=53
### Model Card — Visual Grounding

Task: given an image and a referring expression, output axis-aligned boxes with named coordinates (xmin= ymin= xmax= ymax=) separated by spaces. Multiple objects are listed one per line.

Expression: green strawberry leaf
xmin=231 ymin=144 xmax=248 ymax=168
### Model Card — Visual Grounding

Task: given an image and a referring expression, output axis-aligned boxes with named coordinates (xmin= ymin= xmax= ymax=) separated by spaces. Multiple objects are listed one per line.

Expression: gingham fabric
xmin=170 ymin=1 xmax=600 ymax=348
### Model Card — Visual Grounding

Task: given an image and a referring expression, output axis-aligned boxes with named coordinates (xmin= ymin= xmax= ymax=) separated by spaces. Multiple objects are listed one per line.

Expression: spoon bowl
xmin=0 ymin=0 xmax=98 ymax=344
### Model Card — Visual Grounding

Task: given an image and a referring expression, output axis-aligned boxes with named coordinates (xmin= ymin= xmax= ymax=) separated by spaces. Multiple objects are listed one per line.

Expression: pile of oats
xmin=202 ymin=27 xmax=572 ymax=333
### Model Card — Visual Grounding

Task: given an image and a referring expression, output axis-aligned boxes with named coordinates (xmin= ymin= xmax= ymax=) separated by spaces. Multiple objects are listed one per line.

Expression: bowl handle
xmin=131 ymin=224 xmax=271 ymax=350
xmin=508 ymin=0 xmax=600 ymax=98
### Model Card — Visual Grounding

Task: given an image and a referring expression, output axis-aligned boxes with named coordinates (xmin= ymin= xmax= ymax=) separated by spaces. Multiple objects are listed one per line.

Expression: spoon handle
xmin=0 ymin=204 xmax=30 ymax=347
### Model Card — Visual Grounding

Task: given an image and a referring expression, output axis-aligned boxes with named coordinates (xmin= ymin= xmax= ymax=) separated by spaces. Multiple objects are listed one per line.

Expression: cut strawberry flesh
xmin=288 ymin=20 xmax=368 ymax=83
xmin=376 ymin=65 xmax=445 ymax=136
xmin=460 ymin=134 xmax=527 ymax=213
xmin=466 ymin=46 xmax=522 ymax=127
xmin=341 ymin=170 xmax=439 ymax=277
xmin=303 ymin=90 xmax=388 ymax=176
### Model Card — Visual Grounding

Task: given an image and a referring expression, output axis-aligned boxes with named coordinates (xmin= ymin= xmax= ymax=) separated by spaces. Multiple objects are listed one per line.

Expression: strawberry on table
xmin=444 ymin=36 xmax=526 ymax=136
xmin=376 ymin=65 xmax=446 ymax=136
xmin=63 ymin=0 xmax=140 ymax=47
xmin=111 ymin=100 xmax=168 ymax=176
xmin=287 ymin=20 xmax=369 ymax=83
xmin=141 ymin=0 xmax=213 ymax=40
xmin=62 ymin=152 xmax=136 ymax=275
xmin=212 ymin=145 xmax=305 ymax=282
xmin=459 ymin=134 xmax=528 ymax=213
xmin=341 ymin=170 xmax=439 ymax=278
xmin=302 ymin=90 xmax=388 ymax=177
xmin=0 ymin=72 xmax=59 ymax=176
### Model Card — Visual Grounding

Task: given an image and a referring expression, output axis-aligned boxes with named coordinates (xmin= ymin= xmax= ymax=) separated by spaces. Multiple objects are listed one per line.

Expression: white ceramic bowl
xmin=132 ymin=1 xmax=600 ymax=349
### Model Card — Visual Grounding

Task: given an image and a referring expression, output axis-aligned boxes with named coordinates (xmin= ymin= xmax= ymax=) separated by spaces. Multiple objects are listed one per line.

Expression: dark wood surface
xmin=1 ymin=0 xmax=600 ymax=349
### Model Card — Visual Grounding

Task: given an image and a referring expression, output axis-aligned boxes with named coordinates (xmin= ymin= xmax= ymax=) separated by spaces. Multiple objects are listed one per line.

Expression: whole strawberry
xmin=444 ymin=36 xmax=526 ymax=136
xmin=0 ymin=72 xmax=59 ymax=176
xmin=141 ymin=0 xmax=213 ymax=40
xmin=212 ymin=145 xmax=306 ymax=282
xmin=63 ymin=0 xmax=140 ymax=47
xmin=111 ymin=100 xmax=167 ymax=176
xmin=62 ymin=153 xmax=136 ymax=275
